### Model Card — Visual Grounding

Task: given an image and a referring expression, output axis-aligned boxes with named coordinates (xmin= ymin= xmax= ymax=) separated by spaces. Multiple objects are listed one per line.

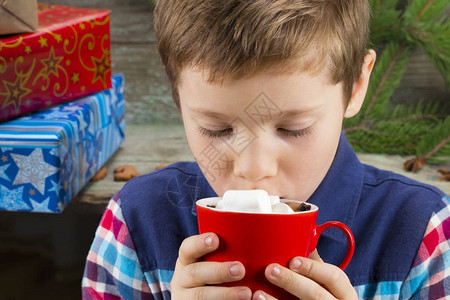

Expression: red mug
xmin=196 ymin=197 xmax=355 ymax=299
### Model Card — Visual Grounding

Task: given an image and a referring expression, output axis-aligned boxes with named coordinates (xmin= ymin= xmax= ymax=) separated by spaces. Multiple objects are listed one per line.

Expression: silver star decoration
xmin=0 ymin=185 xmax=29 ymax=211
xmin=48 ymin=179 xmax=59 ymax=195
xmin=49 ymin=142 xmax=68 ymax=164
xmin=0 ymin=163 xmax=11 ymax=181
xmin=76 ymin=110 xmax=88 ymax=134
xmin=43 ymin=110 xmax=72 ymax=120
xmin=30 ymin=196 xmax=53 ymax=213
xmin=11 ymin=149 xmax=59 ymax=195
xmin=63 ymin=104 xmax=83 ymax=112
xmin=87 ymin=110 xmax=96 ymax=136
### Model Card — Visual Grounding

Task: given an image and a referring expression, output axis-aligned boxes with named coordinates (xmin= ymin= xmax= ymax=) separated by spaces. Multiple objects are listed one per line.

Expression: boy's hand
xmin=252 ymin=250 xmax=357 ymax=300
xmin=171 ymin=233 xmax=252 ymax=299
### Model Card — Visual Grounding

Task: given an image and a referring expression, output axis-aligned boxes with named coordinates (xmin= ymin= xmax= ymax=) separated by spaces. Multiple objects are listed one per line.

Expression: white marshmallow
xmin=269 ymin=195 xmax=280 ymax=205
xmin=219 ymin=190 xmax=272 ymax=213
xmin=271 ymin=202 xmax=295 ymax=213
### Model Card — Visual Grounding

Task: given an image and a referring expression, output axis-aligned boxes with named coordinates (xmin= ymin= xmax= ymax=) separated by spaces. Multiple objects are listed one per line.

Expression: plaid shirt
xmin=82 ymin=193 xmax=449 ymax=299
xmin=82 ymin=135 xmax=450 ymax=299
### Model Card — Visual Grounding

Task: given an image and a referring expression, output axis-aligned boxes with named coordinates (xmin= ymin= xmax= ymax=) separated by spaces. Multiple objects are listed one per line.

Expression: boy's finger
xmin=265 ymin=263 xmax=336 ymax=300
xmin=252 ymin=290 xmax=276 ymax=300
xmin=177 ymin=233 xmax=219 ymax=266
xmin=308 ymin=249 xmax=323 ymax=262
xmin=179 ymin=261 xmax=246 ymax=288
xmin=185 ymin=286 xmax=252 ymax=300
xmin=288 ymin=257 xmax=357 ymax=299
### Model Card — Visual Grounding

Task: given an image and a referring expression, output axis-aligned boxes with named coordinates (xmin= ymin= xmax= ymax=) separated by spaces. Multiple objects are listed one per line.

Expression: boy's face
xmin=178 ymin=67 xmax=350 ymax=202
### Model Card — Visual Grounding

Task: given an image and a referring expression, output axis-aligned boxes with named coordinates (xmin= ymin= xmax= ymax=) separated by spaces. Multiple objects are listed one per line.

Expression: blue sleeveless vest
xmin=120 ymin=133 xmax=445 ymax=289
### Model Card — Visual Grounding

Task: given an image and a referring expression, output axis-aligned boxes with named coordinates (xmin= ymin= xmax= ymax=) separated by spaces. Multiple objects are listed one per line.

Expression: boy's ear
xmin=344 ymin=49 xmax=376 ymax=118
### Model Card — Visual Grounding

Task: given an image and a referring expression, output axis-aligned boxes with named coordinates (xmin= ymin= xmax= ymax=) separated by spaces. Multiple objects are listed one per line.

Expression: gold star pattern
xmin=41 ymin=47 xmax=63 ymax=77
xmin=1 ymin=155 xmax=7 ymax=162
xmin=71 ymin=72 xmax=80 ymax=83
xmin=54 ymin=33 xmax=62 ymax=43
xmin=38 ymin=36 xmax=48 ymax=48
xmin=25 ymin=46 xmax=32 ymax=54
xmin=91 ymin=51 xmax=110 ymax=88
xmin=65 ymin=59 xmax=71 ymax=66
xmin=2 ymin=76 xmax=32 ymax=111
xmin=80 ymin=23 xmax=86 ymax=30
xmin=29 ymin=189 xmax=36 ymax=196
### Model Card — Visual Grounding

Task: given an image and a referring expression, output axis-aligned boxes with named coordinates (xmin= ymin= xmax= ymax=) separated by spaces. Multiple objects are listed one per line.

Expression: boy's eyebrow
xmin=189 ymin=107 xmax=230 ymax=120
xmin=189 ymin=105 xmax=322 ymax=119
xmin=279 ymin=106 xmax=322 ymax=118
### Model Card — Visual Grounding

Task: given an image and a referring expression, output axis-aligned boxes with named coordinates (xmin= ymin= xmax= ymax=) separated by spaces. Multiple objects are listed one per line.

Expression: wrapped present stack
xmin=0 ymin=2 xmax=125 ymax=213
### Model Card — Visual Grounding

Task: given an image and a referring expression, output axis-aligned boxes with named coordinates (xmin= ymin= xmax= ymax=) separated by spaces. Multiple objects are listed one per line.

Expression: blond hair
xmin=154 ymin=0 xmax=370 ymax=107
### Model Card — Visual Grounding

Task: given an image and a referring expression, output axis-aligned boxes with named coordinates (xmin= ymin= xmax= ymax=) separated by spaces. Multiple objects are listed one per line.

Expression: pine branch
xmin=415 ymin=0 xmax=434 ymax=22
xmin=347 ymin=1 xmax=450 ymax=170
xmin=402 ymin=19 xmax=450 ymax=83
xmin=401 ymin=0 xmax=450 ymax=83
xmin=403 ymin=0 xmax=449 ymax=25
xmin=345 ymin=97 xmax=448 ymax=158
xmin=428 ymin=143 xmax=450 ymax=164
xmin=416 ymin=116 xmax=450 ymax=157
xmin=424 ymin=135 xmax=450 ymax=160
xmin=369 ymin=0 xmax=403 ymax=45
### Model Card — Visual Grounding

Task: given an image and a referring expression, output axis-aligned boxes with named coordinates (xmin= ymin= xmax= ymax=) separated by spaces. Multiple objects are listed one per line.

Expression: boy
xmin=82 ymin=0 xmax=449 ymax=299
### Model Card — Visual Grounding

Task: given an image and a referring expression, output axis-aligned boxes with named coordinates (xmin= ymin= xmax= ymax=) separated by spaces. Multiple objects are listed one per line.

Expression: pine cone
xmin=403 ymin=155 xmax=425 ymax=173
xmin=437 ymin=168 xmax=450 ymax=181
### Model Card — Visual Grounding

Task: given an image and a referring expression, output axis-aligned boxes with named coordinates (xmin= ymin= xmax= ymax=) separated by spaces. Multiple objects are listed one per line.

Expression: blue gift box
xmin=0 ymin=74 xmax=125 ymax=213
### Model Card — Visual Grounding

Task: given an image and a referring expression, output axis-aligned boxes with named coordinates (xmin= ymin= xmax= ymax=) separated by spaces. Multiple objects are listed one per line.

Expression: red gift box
xmin=0 ymin=3 xmax=111 ymax=122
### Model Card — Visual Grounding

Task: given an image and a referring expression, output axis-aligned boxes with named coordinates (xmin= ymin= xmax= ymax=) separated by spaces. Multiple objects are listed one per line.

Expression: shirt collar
xmin=307 ymin=132 xmax=364 ymax=244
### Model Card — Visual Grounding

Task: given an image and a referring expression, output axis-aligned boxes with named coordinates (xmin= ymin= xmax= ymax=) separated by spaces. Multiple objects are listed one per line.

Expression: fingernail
xmin=271 ymin=265 xmax=281 ymax=277
xmin=204 ymin=235 xmax=213 ymax=247
xmin=253 ymin=291 xmax=266 ymax=300
xmin=237 ymin=288 xmax=251 ymax=300
xmin=291 ymin=257 xmax=302 ymax=270
xmin=229 ymin=263 xmax=243 ymax=277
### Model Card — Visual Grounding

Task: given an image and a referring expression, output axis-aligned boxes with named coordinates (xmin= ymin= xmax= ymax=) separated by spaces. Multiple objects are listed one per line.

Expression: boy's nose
xmin=232 ymin=135 xmax=278 ymax=182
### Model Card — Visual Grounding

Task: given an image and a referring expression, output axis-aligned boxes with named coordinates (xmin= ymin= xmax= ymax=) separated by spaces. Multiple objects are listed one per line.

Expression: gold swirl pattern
xmin=78 ymin=33 xmax=110 ymax=88
xmin=88 ymin=15 xmax=110 ymax=28
xmin=0 ymin=37 xmax=23 ymax=51
xmin=63 ymin=25 xmax=78 ymax=55
xmin=0 ymin=57 xmax=6 ymax=73
xmin=45 ymin=30 xmax=63 ymax=44
xmin=33 ymin=47 xmax=69 ymax=97
xmin=78 ymin=33 xmax=96 ymax=72
xmin=52 ymin=67 xmax=69 ymax=97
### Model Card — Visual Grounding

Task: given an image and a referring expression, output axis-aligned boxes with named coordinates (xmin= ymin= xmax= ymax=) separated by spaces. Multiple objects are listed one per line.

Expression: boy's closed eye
xmin=198 ymin=125 xmax=314 ymax=139
xmin=199 ymin=127 xmax=234 ymax=139
xmin=277 ymin=126 xmax=313 ymax=138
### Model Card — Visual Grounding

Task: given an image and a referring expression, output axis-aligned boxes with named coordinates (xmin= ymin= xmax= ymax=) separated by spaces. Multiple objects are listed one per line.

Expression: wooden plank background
xmin=45 ymin=0 xmax=449 ymax=125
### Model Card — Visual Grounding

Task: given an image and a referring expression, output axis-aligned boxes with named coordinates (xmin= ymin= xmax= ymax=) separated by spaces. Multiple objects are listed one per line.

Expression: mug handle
xmin=314 ymin=221 xmax=355 ymax=270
